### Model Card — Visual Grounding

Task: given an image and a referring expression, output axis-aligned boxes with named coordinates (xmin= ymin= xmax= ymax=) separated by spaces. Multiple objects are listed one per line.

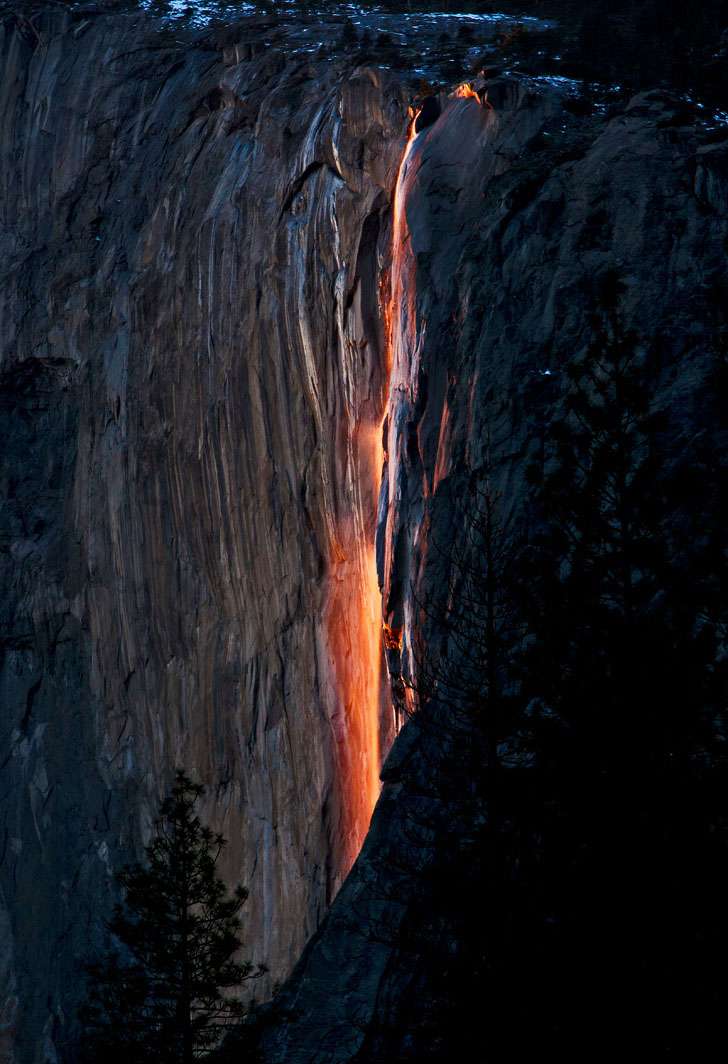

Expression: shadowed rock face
xmin=259 ymin=84 xmax=728 ymax=1063
xmin=0 ymin=9 xmax=408 ymax=1060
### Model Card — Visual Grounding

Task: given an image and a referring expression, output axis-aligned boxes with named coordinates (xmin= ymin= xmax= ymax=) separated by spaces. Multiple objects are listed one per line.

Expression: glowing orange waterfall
xmin=326 ymin=114 xmax=420 ymax=876
xmin=385 ymin=111 xmax=420 ymax=381
xmin=325 ymin=480 xmax=384 ymax=876
xmin=381 ymin=113 xmax=420 ymax=649
xmin=328 ymin=94 xmax=493 ymax=874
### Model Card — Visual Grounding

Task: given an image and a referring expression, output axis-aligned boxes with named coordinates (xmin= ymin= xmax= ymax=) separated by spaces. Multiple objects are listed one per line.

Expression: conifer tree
xmin=78 ymin=771 xmax=263 ymax=1063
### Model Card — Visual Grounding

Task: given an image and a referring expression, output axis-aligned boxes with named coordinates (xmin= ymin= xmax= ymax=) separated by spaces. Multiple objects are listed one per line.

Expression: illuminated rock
xmin=0 ymin=9 xmax=406 ymax=1058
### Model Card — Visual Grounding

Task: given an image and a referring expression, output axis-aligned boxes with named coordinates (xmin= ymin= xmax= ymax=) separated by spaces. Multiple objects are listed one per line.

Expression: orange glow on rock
xmin=452 ymin=82 xmax=481 ymax=103
xmin=325 ymin=110 xmax=419 ymax=877
xmin=380 ymin=111 xmax=420 ymax=633
xmin=383 ymin=622 xmax=403 ymax=651
xmin=325 ymin=518 xmax=384 ymax=874
xmin=383 ymin=112 xmax=419 ymax=379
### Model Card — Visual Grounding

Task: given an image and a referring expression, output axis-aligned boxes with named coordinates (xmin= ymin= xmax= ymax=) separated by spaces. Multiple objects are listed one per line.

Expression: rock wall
xmin=259 ymin=80 xmax=728 ymax=1062
xmin=3 ymin=6 xmax=728 ymax=1060
xmin=0 ymin=9 xmax=407 ymax=1060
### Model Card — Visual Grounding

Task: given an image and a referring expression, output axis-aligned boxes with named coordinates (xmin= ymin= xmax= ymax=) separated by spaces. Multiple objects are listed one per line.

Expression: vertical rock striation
xmin=0 ymin=9 xmax=407 ymax=1059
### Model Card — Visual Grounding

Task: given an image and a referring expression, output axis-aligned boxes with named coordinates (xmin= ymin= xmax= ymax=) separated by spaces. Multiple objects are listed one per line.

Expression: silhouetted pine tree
xmin=78 ymin=771 xmax=263 ymax=1064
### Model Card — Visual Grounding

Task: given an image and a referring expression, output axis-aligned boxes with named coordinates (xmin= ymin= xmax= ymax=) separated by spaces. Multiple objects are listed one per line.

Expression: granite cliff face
xmin=2 ymin=5 xmax=728 ymax=1063
xmin=259 ymin=81 xmax=728 ymax=1063
xmin=0 ymin=9 xmax=407 ymax=1060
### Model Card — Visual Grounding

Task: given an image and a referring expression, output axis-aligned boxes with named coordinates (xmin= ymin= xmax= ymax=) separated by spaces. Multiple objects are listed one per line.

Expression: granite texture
xmin=0 ymin=9 xmax=406 ymax=1060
